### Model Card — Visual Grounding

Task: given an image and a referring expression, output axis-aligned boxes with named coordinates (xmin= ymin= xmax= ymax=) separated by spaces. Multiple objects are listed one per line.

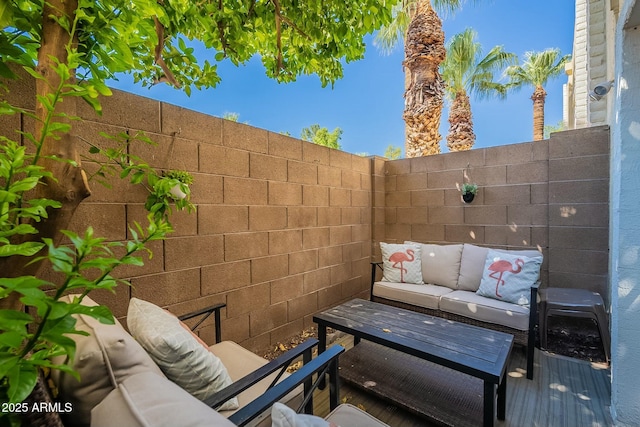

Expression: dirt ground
xmin=262 ymin=317 xmax=608 ymax=365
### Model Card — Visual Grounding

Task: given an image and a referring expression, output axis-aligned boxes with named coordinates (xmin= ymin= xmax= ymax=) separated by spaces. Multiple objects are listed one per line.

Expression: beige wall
xmin=1 ymin=74 xmax=610 ymax=352
xmin=2 ymin=78 xmax=373 ymax=353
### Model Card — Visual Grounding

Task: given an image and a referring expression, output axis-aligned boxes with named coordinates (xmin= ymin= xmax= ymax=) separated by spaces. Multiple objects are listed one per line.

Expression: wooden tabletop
xmin=313 ymin=298 xmax=513 ymax=383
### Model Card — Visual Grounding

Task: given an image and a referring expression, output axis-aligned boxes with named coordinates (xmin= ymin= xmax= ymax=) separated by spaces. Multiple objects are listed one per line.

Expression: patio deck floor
xmin=312 ymin=335 xmax=612 ymax=427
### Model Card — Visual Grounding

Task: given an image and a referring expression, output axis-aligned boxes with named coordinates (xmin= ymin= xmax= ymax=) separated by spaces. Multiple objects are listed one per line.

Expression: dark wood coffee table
xmin=313 ymin=298 xmax=513 ymax=427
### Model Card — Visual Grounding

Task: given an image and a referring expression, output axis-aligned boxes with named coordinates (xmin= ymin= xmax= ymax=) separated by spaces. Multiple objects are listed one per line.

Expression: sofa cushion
xmin=211 ymin=341 xmax=304 ymax=426
xmin=439 ymin=290 xmax=531 ymax=331
xmin=476 ymin=249 xmax=543 ymax=306
xmin=50 ymin=295 xmax=164 ymax=427
xmin=380 ymin=242 xmax=423 ymax=284
xmin=325 ymin=403 xmax=390 ymax=427
xmin=271 ymin=402 xmax=335 ymax=427
xmin=412 ymin=243 xmax=463 ymax=289
xmin=458 ymin=244 xmax=543 ymax=291
xmin=373 ymin=281 xmax=453 ymax=310
xmin=127 ymin=298 xmax=238 ymax=410
xmin=90 ymin=371 xmax=236 ymax=427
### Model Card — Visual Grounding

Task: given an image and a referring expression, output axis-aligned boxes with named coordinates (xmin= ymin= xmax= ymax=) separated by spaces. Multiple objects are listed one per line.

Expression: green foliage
xmin=222 ymin=112 xmax=240 ymax=122
xmin=441 ymin=28 xmax=515 ymax=101
xmin=505 ymin=48 xmax=571 ymax=90
xmin=300 ymin=124 xmax=343 ymax=150
xmin=544 ymin=120 xmax=565 ymax=139
xmin=2 ymin=0 xmax=400 ymax=90
xmin=384 ymin=144 xmax=402 ymax=159
xmin=164 ymin=169 xmax=194 ymax=185
xmin=460 ymin=182 xmax=478 ymax=195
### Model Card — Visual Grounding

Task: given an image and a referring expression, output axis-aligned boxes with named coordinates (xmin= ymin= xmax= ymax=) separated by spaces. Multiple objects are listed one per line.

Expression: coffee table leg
xmin=483 ymin=381 xmax=495 ymax=427
xmin=497 ymin=374 xmax=507 ymax=420
xmin=318 ymin=324 xmax=327 ymax=353
xmin=318 ymin=323 xmax=327 ymax=390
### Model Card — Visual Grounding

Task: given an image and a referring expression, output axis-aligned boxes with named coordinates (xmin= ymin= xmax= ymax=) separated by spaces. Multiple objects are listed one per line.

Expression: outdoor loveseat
xmin=35 ymin=295 xmax=389 ymax=427
xmin=371 ymin=242 xmax=542 ymax=379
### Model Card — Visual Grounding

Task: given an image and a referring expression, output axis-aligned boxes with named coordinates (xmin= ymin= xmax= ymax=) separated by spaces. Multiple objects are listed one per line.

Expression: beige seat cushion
xmin=91 ymin=371 xmax=235 ymax=427
xmin=407 ymin=242 xmax=463 ymax=289
xmin=51 ymin=295 xmax=164 ymax=427
xmin=211 ymin=341 xmax=304 ymax=427
xmin=325 ymin=403 xmax=390 ymax=427
xmin=439 ymin=290 xmax=530 ymax=331
xmin=373 ymin=281 xmax=453 ymax=310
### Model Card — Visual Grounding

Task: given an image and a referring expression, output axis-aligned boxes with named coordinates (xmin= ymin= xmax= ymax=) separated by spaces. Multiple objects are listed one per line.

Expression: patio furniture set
xmin=30 ymin=241 xmax=611 ymax=427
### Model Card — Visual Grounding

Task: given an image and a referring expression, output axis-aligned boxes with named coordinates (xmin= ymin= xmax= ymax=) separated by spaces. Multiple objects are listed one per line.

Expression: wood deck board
xmin=312 ymin=334 xmax=613 ymax=427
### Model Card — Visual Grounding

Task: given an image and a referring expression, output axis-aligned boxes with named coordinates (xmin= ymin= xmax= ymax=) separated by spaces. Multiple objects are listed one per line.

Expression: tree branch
xmin=153 ymin=15 xmax=181 ymax=88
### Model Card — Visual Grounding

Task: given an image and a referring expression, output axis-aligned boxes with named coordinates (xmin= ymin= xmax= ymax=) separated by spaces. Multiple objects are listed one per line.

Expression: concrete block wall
xmin=377 ymin=126 xmax=610 ymax=302
xmin=1 ymin=75 xmax=372 ymax=353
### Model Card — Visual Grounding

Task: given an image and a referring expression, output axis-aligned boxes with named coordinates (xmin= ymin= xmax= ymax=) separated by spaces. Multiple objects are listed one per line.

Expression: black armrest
xmin=205 ymin=338 xmax=318 ymax=410
xmin=178 ymin=303 xmax=226 ymax=343
xmin=370 ymin=262 xmax=383 ymax=300
xmin=228 ymin=344 xmax=345 ymax=427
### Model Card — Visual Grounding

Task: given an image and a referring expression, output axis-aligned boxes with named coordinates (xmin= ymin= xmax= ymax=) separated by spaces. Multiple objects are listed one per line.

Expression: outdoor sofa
xmin=371 ymin=242 xmax=543 ymax=379
xmin=36 ymin=295 xmax=389 ymax=427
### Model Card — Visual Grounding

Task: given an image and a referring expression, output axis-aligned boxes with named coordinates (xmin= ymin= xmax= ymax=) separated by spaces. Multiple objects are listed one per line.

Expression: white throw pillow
xmin=476 ymin=249 xmax=542 ymax=306
xmin=127 ymin=298 xmax=239 ymax=410
xmin=380 ymin=242 xmax=423 ymax=284
xmin=271 ymin=402 xmax=337 ymax=427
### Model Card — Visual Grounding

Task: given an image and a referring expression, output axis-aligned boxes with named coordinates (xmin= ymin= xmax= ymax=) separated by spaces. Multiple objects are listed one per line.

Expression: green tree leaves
xmin=301 ymin=124 xmax=343 ymax=150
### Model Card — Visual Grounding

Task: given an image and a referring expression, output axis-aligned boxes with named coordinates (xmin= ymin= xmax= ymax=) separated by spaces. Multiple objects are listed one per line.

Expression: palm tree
xmin=505 ymin=48 xmax=570 ymax=141
xmin=375 ymin=0 xmax=470 ymax=157
xmin=441 ymin=28 xmax=515 ymax=151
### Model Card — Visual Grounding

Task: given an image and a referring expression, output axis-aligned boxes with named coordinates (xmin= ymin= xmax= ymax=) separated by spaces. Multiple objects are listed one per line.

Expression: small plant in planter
xmin=461 ymin=182 xmax=478 ymax=203
xmin=145 ymin=170 xmax=195 ymax=221
xmin=164 ymin=170 xmax=194 ymax=200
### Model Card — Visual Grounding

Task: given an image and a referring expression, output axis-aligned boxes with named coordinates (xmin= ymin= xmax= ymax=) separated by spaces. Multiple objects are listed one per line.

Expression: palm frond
xmin=374 ymin=6 xmax=411 ymax=54
xmin=441 ymin=28 xmax=514 ymax=101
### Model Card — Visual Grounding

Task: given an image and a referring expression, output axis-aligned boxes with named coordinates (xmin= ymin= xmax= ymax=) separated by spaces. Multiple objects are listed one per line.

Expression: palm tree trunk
xmin=531 ymin=85 xmax=546 ymax=141
xmin=403 ymin=1 xmax=446 ymax=157
xmin=446 ymin=90 xmax=475 ymax=151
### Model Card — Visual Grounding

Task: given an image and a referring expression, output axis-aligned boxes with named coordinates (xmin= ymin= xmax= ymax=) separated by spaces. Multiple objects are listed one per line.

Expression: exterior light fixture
xmin=589 ymin=80 xmax=614 ymax=101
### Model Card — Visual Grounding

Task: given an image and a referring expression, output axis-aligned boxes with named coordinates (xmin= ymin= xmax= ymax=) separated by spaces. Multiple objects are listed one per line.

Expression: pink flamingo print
xmin=389 ymin=249 xmax=415 ymax=283
xmin=488 ymin=258 xmax=524 ymax=297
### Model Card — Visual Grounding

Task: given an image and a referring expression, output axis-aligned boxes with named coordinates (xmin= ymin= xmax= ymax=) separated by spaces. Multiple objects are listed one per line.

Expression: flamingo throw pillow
xmin=476 ymin=249 xmax=542 ymax=306
xmin=380 ymin=242 xmax=424 ymax=284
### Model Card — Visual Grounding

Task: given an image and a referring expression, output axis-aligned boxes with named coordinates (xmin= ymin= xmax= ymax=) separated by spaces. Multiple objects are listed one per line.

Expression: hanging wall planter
xmin=164 ymin=170 xmax=193 ymax=201
xmin=461 ymin=183 xmax=478 ymax=204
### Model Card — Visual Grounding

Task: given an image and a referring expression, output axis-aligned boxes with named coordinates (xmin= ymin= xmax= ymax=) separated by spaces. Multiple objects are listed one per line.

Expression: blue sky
xmin=109 ymin=0 xmax=576 ymax=157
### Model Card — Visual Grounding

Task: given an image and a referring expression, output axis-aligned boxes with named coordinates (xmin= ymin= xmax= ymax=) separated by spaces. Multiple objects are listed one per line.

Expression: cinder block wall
xmin=376 ymin=126 xmax=610 ymax=302
xmin=1 ymin=76 xmax=372 ymax=353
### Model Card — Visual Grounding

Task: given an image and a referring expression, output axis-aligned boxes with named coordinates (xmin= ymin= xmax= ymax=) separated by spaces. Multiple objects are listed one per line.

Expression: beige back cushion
xmin=407 ymin=242 xmax=463 ymax=289
xmin=458 ymin=244 xmax=543 ymax=291
xmin=51 ymin=295 xmax=163 ymax=427
xmin=91 ymin=371 xmax=236 ymax=427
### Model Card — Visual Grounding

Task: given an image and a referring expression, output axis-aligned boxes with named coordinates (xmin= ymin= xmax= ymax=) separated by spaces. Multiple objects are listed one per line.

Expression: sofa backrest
xmin=403 ymin=241 xmax=543 ymax=292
